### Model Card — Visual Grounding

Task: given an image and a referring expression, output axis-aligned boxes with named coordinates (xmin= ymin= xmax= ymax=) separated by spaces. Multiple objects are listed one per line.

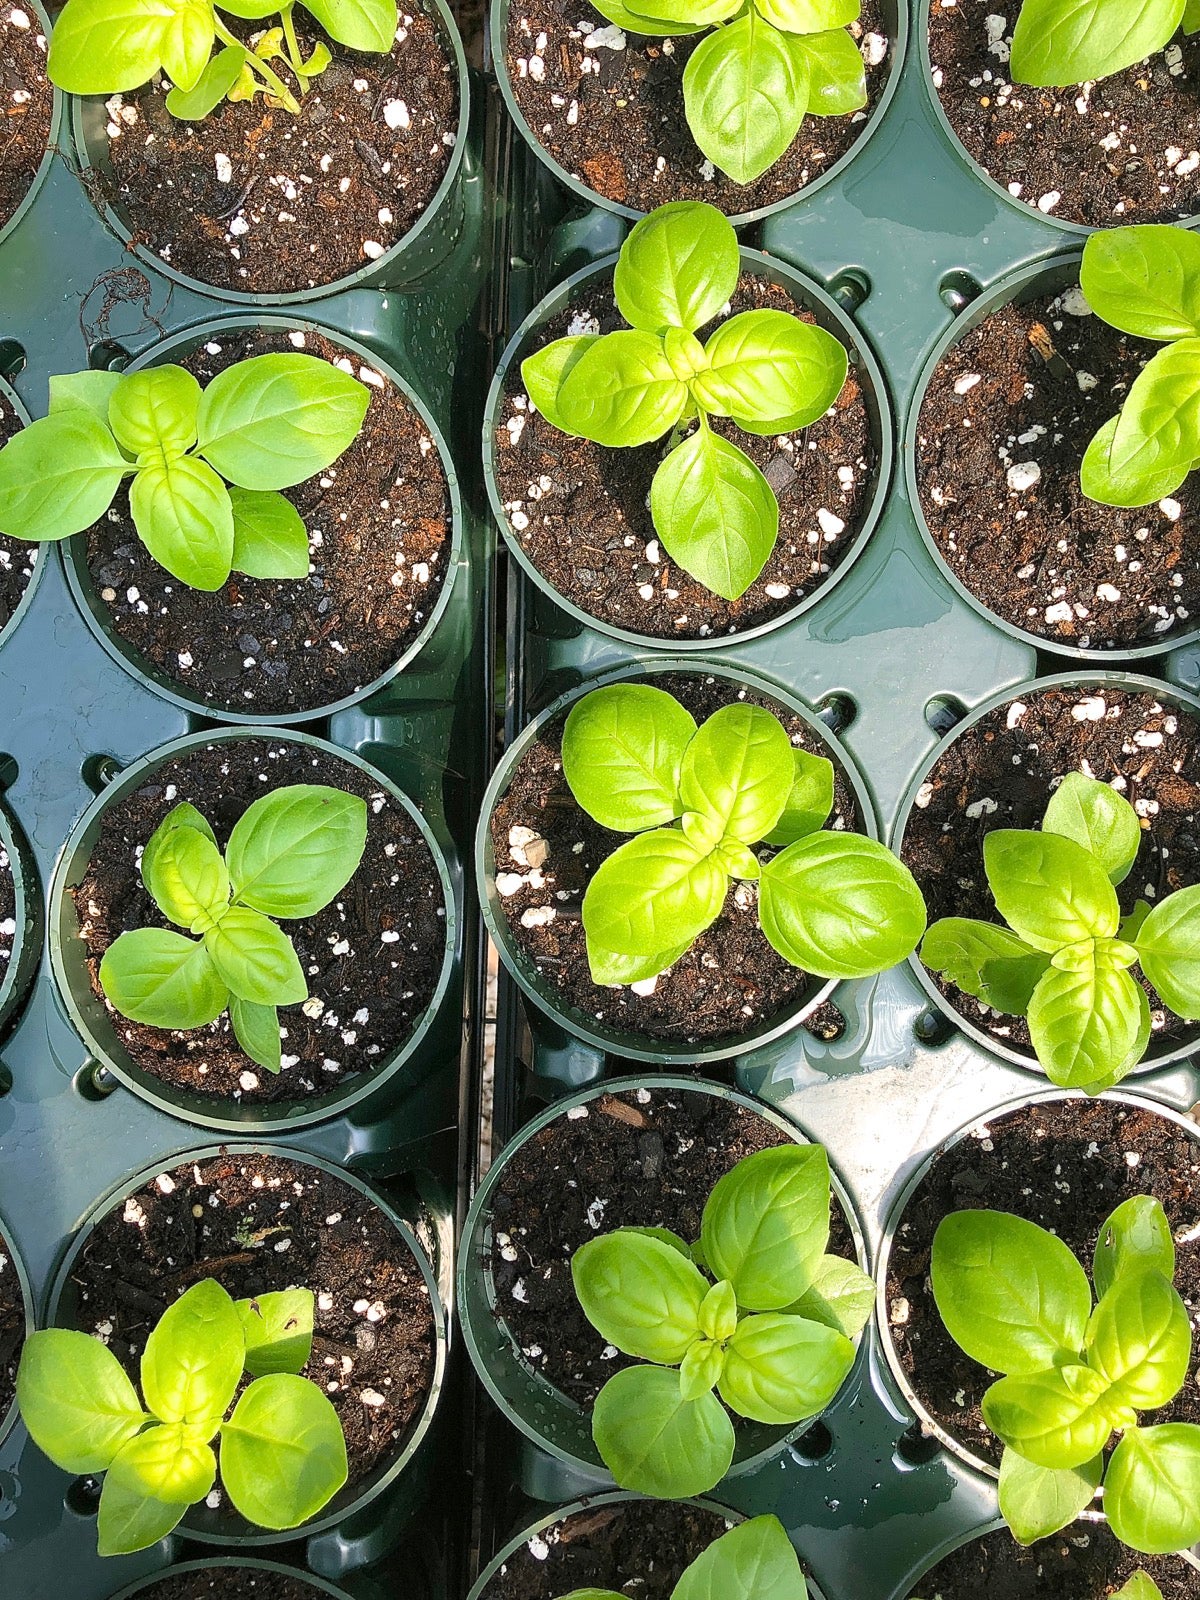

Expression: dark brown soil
xmin=886 ymin=1098 xmax=1200 ymax=1469
xmin=96 ymin=11 xmax=458 ymax=295
xmin=504 ymin=0 xmax=892 ymax=213
xmin=900 ymin=684 xmax=1200 ymax=1060
xmin=72 ymin=737 xmax=446 ymax=1106
xmin=488 ymin=1085 xmax=855 ymax=1405
xmin=0 ymin=4 xmax=51 ymax=233
xmin=929 ymin=0 xmax=1200 ymax=229
xmin=0 ymin=827 xmax=15 ymax=992
xmin=906 ymin=1522 xmax=1199 ymax=1599
xmin=496 ymin=276 xmax=876 ymax=640
xmin=491 ymin=673 xmax=860 ymax=1043
xmin=0 ymin=386 xmax=37 ymax=640
xmin=482 ymin=1499 xmax=734 ymax=1600
xmin=67 ymin=1152 xmax=436 ymax=1500
xmin=133 ymin=1569 xmax=330 ymax=1600
xmin=0 ymin=1226 xmax=26 ymax=1427
xmin=916 ymin=287 xmax=1200 ymax=652
xmin=84 ymin=326 xmax=452 ymax=717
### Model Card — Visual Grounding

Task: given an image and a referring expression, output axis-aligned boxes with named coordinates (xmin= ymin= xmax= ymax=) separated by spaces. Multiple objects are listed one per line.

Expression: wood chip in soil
xmin=0 ymin=387 xmax=37 ymax=641
xmin=906 ymin=1522 xmax=1198 ymax=1600
xmin=929 ymin=0 xmax=1200 ymax=228
xmin=916 ymin=286 xmax=1200 ymax=651
xmin=0 ymin=4 xmax=51 ymax=234
xmin=95 ymin=12 xmax=457 ymax=295
xmin=0 ymin=1225 xmax=26 ymax=1426
xmin=84 ymin=326 xmax=452 ymax=717
xmin=496 ymin=278 xmax=876 ymax=641
xmin=133 ymin=1571 xmax=330 ymax=1600
xmin=899 ymin=684 xmax=1200 ymax=1061
xmin=73 ymin=738 xmax=446 ymax=1106
xmin=491 ymin=672 xmax=861 ymax=1043
xmin=68 ymin=1152 xmax=436 ymax=1501
xmin=488 ymin=1084 xmax=857 ymax=1406
xmin=504 ymin=0 xmax=892 ymax=213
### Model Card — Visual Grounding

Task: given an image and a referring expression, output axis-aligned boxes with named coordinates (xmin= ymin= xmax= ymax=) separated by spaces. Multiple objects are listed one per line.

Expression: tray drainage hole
xmin=0 ymin=341 xmax=25 ymax=380
xmin=0 ymin=754 xmax=17 ymax=793
xmin=938 ymin=270 xmax=983 ymax=316
xmin=914 ymin=1007 xmax=954 ymax=1046
xmin=924 ymin=694 xmax=967 ymax=736
xmin=792 ymin=1421 xmax=833 ymax=1462
xmin=89 ymin=340 xmax=132 ymax=374
xmin=75 ymin=1059 xmax=119 ymax=1102
xmin=828 ymin=269 xmax=871 ymax=314
xmin=815 ymin=692 xmax=858 ymax=736
xmin=895 ymin=1423 xmax=942 ymax=1468
xmin=0 ymin=1062 xmax=11 ymax=1099
xmin=65 ymin=1475 xmax=103 ymax=1518
xmin=82 ymin=753 xmax=124 ymax=794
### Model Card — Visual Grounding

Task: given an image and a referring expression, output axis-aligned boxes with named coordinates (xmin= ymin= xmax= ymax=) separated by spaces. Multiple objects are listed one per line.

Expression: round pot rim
xmin=0 ymin=0 xmax=63 ymax=252
xmin=0 ymin=375 xmax=49 ymax=653
xmin=0 ymin=794 xmax=39 ymax=1037
xmin=0 ymin=1211 xmax=35 ymax=1453
xmin=65 ymin=0 xmax=470 ymax=307
xmin=874 ymin=1084 xmax=1200 ymax=1482
xmin=48 ymin=724 xmax=458 ymax=1133
xmin=489 ymin=0 xmax=909 ymax=226
xmin=61 ymin=314 xmax=464 ymax=727
xmin=458 ymin=1071 xmax=870 ymax=1482
xmin=891 ymin=666 xmax=1200 ymax=1078
xmin=46 ymin=1140 xmax=448 ymax=1548
xmin=104 ymin=1555 xmax=357 ymax=1600
xmin=476 ymin=657 xmax=880 ymax=1063
xmin=483 ymin=246 xmax=893 ymax=654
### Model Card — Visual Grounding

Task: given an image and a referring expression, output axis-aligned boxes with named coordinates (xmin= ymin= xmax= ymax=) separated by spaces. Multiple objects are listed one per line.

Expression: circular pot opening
xmin=0 ymin=797 xmax=41 ymax=1042
xmin=0 ymin=0 xmax=59 ymax=248
xmin=106 ymin=1557 xmax=356 ymax=1600
xmin=0 ymin=377 xmax=45 ymax=653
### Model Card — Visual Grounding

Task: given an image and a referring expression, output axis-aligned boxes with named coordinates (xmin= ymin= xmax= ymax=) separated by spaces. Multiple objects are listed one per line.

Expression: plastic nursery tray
xmin=469 ymin=0 xmax=1200 ymax=1594
xmin=0 ymin=20 xmax=504 ymax=1600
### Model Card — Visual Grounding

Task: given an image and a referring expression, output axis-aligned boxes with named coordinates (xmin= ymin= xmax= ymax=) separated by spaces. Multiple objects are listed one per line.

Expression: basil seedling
xmin=0 ymin=354 xmax=368 ymax=592
xmin=555 ymin=1513 xmax=809 ymax=1600
xmin=16 ymin=1278 xmax=347 ymax=1554
xmin=1075 ymin=225 xmax=1200 ymax=507
xmin=523 ymin=201 xmax=851 ymax=601
xmin=1010 ymin=0 xmax=1198 ymax=88
xmin=98 ymin=785 xmax=368 ymax=1074
xmin=571 ymin=1142 xmax=876 ymax=1496
xmin=559 ymin=682 xmax=925 ymax=988
xmin=921 ymin=771 xmax=1200 ymax=1093
xmin=931 ymin=1198 xmax=1200 ymax=1556
xmin=49 ymin=0 xmax=398 ymax=119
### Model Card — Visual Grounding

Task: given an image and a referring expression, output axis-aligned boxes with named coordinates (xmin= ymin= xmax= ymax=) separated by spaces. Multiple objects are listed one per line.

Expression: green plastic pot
xmin=891 ymin=668 xmax=1200 ymax=1080
xmin=0 ymin=375 xmax=48 ymax=653
xmin=491 ymin=0 xmax=906 ymax=226
xmin=0 ymin=1212 xmax=34 ymax=1452
xmin=47 ymin=1143 xmax=448 ymax=1551
xmin=458 ymin=1073 xmax=870 ymax=1489
xmin=48 ymin=725 xmax=457 ymax=1133
xmin=0 ymin=0 xmax=62 ymax=252
xmin=106 ymin=1557 xmax=356 ymax=1600
xmin=477 ymin=657 xmax=879 ymax=1066
xmin=484 ymin=247 xmax=893 ymax=653
xmin=0 ymin=793 xmax=42 ymax=1043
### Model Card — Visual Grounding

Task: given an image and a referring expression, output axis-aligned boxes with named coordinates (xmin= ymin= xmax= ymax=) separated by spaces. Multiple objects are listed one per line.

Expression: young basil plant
xmin=49 ymin=0 xmax=399 ymax=119
xmin=931 ymin=1197 xmax=1200 ymax=1557
xmin=555 ymin=1514 xmax=808 ymax=1600
xmin=522 ymin=201 xmax=850 ymax=601
xmin=16 ymin=1278 xmax=347 ymax=1555
xmin=570 ymin=1142 xmax=876 ymax=1496
xmin=559 ymin=681 xmax=926 ymax=988
xmin=1078 ymin=224 xmax=1200 ymax=507
xmin=98 ymin=786 xmax=368 ymax=1073
xmin=1010 ymin=0 xmax=1198 ymax=88
xmin=920 ymin=771 xmax=1200 ymax=1094
xmin=0 ymin=354 xmax=368 ymax=592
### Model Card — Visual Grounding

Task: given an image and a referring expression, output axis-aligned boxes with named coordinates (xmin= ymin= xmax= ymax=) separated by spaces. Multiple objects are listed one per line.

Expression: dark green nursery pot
xmin=0 ymin=0 xmax=62 ymax=252
xmin=0 ymin=1212 xmax=34 ymax=1452
xmin=0 ymin=376 xmax=48 ymax=653
xmin=0 ymin=795 xmax=41 ymax=1041
xmin=106 ymin=1556 xmax=357 ymax=1599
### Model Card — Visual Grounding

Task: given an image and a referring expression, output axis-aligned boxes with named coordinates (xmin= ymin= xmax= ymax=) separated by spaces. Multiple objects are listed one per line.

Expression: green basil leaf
xmin=920 ymin=918 xmax=1051 ymax=1014
xmin=558 ymin=1592 xmax=627 ymax=1600
xmin=166 ymin=42 xmax=248 ymax=117
xmin=758 ymin=832 xmax=927 ymax=979
xmin=679 ymin=702 xmax=794 ymax=845
xmin=105 ymin=1421 xmax=216 ymax=1506
xmin=1120 ymin=899 xmax=1154 ymax=943
xmin=673 ymin=1516 xmax=808 ymax=1600
xmin=1026 ymin=951 xmax=1146 ymax=1090
xmin=49 ymin=370 xmax=124 ymax=430
xmin=562 ymin=683 xmax=696 ymax=831
xmin=694 ymin=311 xmax=847 ymax=427
xmin=982 ymin=1364 xmax=1113 ymax=1470
xmin=195 ymin=354 xmax=369 ymax=491
xmin=571 ymin=1231 xmax=709 ymax=1363
xmin=1113 ymin=1576 xmax=1166 ymax=1600
xmin=141 ymin=1280 xmax=244 ymax=1425
xmin=226 ymin=785 xmax=367 ymax=918
xmin=301 ymin=0 xmax=399 ymax=51
xmin=1105 ymin=1424 xmax=1200 ymax=1555
xmin=679 ymin=1337 xmax=726 ymax=1402
xmin=130 ymin=453 xmax=235 ymax=592
xmin=581 ymin=0 xmax=679 ymax=30
xmin=227 ymin=487 xmax=310 ymax=580
xmin=787 ymin=26 xmax=868 ymax=113
xmin=0 ymin=409 xmax=128 ymax=542
xmin=783 ymin=1253 xmax=876 ymax=1339
xmin=1042 ymin=772 xmax=1142 ymax=885
xmin=16 ymin=1329 xmax=146 ymax=1473
xmin=1095 ymin=1196 xmax=1176 ymax=1300
xmin=764 ymin=749 xmax=835 ymax=845
xmin=582 ymin=830 xmax=728 ymax=984
xmin=718 ymin=1311 xmax=853 ymax=1424
xmin=142 ymin=821 xmax=230 ymax=932
xmin=110 ymin=366 xmax=202 ymax=459
xmin=521 ymin=336 xmax=599 ymax=433
xmin=1010 ymin=0 xmax=1184 ymax=87
xmin=701 ymin=1144 xmax=830 ymax=1311
xmin=1085 ymin=1270 xmax=1192 ymax=1413
xmin=651 ymin=425 xmax=778 ymax=601
xmin=236 ymin=1289 xmax=315 ymax=1377
xmin=100 ymin=927 xmax=229 ymax=1030
xmin=997 ymin=1447 xmax=1102 ymax=1545
xmin=592 ymin=1364 xmax=734 ymax=1498
xmin=1081 ymin=226 xmax=1200 ymax=342
xmin=1103 ymin=339 xmax=1200 ymax=505
xmin=220 ymin=1373 xmax=348 ymax=1529
xmin=48 ymin=0 xmax=172 ymax=94
xmin=984 ymin=829 xmax=1119 ymax=950
xmin=581 ymin=938 xmax=696 ymax=988
xmin=619 ymin=0 xmax=742 ymax=20
xmin=141 ymin=802 xmax=218 ymax=882
xmin=683 ymin=12 xmax=809 ymax=185
xmin=160 ymin=0 xmax=215 ymax=91
xmin=1081 ymin=412 xmax=1191 ymax=508
xmin=754 ymin=0 xmax=858 ymax=29
xmin=614 ymin=201 xmax=741 ymax=335
xmin=96 ymin=1466 xmax=187 ymax=1557
xmin=1135 ymin=883 xmax=1200 ymax=1017
xmin=716 ymin=839 xmax=760 ymax=879
xmin=229 ymin=995 xmax=282 ymax=1074
xmin=698 ymin=1279 xmax=739 ymax=1342
xmin=1187 ymin=0 xmax=1200 ymax=27
xmin=217 ymin=0 xmax=285 ymax=14
xmin=931 ymin=1210 xmax=1092 ymax=1375
xmin=204 ymin=906 xmax=307 ymax=1006
xmin=556 ymin=331 xmax=688 ymax=448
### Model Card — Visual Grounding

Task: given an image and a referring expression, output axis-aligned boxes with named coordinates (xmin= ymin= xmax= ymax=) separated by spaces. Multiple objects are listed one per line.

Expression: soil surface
xmin=906 ymin=1521 xmax=1199 ymax=1599
xmin=491 ymin=673 xmax=861 ymax=1043
xmin=96 ymin=11 xmax=458 ymax=295
xmin=483 ymin=1499 xmax=734 ymax=1600
xmin=504 ymin=0 xmax=892 ymax=213
xmin=0 ymin=1226 xmax=25 ymax=1427
xmin=0 ymin=386 xmax=37 ymax=641
xmin=134 ymin=1571 xmax=330 ymax=1600
xmin=916 ymin=286 xmax=1200 ymax=652
xmin=887 ymin=1098 xmax=1200 ymax=1468
xmin=0 ymin=828 xmax=15 ymax=994
xmin=84 ymin=326 xmax=452 ymax=717
xmin=900 ymin=684 xmax=1200 ymax=1061
xmin=489 ymin=1085 xmax=856 ymax=1405
xmin=67 ymin=1152 xmax=436 ymax=1501
xmin=0 ymin=4 xmax=51 ymax=234
xmin=929 ymin=0 xmax=1200 ymax=229
xmin=496 ymin=277 xmax=876 ymax=640
xmin=73 ymin=738 xmax=446 ymax=1106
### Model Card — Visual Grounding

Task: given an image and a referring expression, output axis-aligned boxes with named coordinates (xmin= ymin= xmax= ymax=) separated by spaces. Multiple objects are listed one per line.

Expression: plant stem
xmin=279 ymin=3 xmax=311 ymax=95
xmin=213 ymin=15 xmax=301 ymax=112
